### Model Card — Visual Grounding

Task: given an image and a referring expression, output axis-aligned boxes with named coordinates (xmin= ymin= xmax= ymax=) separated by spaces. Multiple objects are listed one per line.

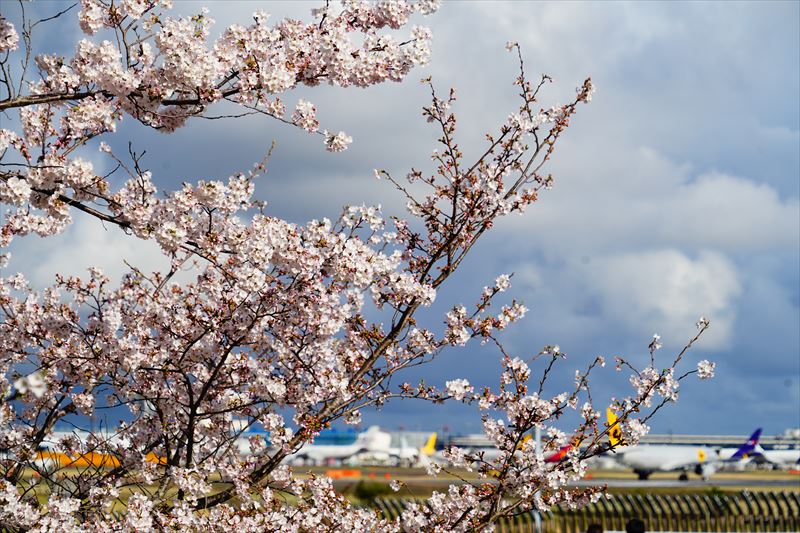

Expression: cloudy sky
xmin=7 ymin=1 xmax=799 ymax=437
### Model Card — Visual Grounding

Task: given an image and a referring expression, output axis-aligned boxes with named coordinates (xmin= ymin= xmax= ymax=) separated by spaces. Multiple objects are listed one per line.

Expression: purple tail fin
xmin=730 ymin=428 xmax=762 ymax=459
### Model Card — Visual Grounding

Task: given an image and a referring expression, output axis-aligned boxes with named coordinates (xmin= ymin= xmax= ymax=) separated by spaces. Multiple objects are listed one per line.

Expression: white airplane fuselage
xmin=760 ymin=448 xmax=800 ymax=468
xmin=290 ymin=426 xmax=391 ymax=465
xmin=351 ymin=446 xmax=418 ymax=466
xmin=610 ymin=444 xmax=717 ymax=479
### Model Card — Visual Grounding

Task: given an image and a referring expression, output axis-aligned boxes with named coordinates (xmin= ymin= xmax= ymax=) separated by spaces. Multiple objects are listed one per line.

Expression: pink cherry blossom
xmin=697 ymin=359 xmax=715 ymax=380
xmin=0 ymin=18 xmax=18 ymax=52
xmin=0 ymin=2 xmax=714 ymax=529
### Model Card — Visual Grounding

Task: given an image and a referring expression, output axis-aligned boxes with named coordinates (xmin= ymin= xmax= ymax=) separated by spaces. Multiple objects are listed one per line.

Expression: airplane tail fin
xmin=730 ymin=428 xmax=762 ymax=459
xmin=544 ymin=444 xmax=571 ymax=463
xmin=420 ymin=433 xmax=437 ymax=456
xmin=544 ymin=435 xmax=582 ymax=463
xmin=607 ymin=408 xmax=625 ymax=448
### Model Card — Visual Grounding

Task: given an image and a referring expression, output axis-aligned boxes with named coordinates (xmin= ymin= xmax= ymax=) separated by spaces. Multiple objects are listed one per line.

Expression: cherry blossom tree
xmin=0 ymin=1 xmax=712 ymax=531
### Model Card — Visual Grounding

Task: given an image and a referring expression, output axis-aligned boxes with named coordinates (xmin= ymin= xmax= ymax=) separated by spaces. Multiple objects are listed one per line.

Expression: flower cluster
xmin=696 ymin=359 xmax=715 ymax=380
xmin=445 ymin=378 xmax=473 ymax=401
xmin=292 ymin=100 xmax=320 ymax=133
xmin=0 ymin=17 xmax=18 ymax=52
xmin=629 ymin=366 xmax=679 ymax=406
xmin=325 ymin=130 xmax=354 ymax=153
xmin=445 ymin=305 xmax=471 ymax=346
xmin=0 ymin=0 xmax=438 ymax=249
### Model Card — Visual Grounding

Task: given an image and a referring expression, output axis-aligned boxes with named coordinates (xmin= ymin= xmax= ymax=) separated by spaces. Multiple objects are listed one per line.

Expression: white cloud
xmin=501 ymin=144 xmax=799 ymax=255
xmin=661 ymin=172 xmax=799 ymax=250
xmin=7 ymin=214 xmax=171 ymax=289
xmin=465 ymin=1 xmax=682 ymax=75
xmin=515 ymin=249 xmax=742 ymax=351
xmin=588 ymin=249 xmax=741 ymax=349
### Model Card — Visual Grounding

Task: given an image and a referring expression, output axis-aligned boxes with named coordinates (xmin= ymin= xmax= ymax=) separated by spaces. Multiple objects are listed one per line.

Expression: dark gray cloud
xmin=6 ymin=1 xmax=798 ymax=436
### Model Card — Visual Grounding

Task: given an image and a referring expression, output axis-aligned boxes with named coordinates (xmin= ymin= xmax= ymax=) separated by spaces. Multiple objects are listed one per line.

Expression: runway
xmin=571 ymin=477 xmax=800 ymax=488
xmin=359 ymin=477 xmax=800 ymax=489
xmin=325 ymin=467 xmax=800 ymax=490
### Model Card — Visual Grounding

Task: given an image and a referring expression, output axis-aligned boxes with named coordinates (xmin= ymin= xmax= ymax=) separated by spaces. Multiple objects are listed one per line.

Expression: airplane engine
xmin=694 ymin=462 xmax=717 ymax=480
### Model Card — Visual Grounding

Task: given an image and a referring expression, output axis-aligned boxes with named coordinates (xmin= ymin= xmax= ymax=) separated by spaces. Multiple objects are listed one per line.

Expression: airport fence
xmin=371 ymin=490 xmax=800 ymax=532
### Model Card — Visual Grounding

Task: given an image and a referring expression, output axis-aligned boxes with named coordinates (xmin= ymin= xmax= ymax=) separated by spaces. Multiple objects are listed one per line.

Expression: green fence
xmin=372 ymin=491 xmax=800 ymax=532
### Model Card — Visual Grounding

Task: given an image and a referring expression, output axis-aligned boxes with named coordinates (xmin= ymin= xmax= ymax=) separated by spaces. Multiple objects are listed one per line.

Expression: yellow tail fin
xmin=420 ymin=433 xmax=437 ymax=456
xmin=516 ymin=434 xmax=533 ymax=450
xmin=607 ymin=408 xmax=624 ymax=448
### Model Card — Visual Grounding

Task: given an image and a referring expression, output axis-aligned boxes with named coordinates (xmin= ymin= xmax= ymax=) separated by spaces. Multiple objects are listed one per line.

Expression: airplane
xmin=349 ymin=432 xmax=438 ymax=467
xmin=442 ymin=434 xmax=536 ymax=464
xmin=604 ymin=409 xmax=762 ymax=480
xmin=751 ymin=445 xmax=800 ymax=469
xmin=431 ymin=434 xmax=578 ymax=467
xmin=544 ymin=436 xmax=584 ymax=464
xmin=288 ymin=426 xmax=391 ymax=466
xmin=544 ymin=444 xmax=572 ymax=464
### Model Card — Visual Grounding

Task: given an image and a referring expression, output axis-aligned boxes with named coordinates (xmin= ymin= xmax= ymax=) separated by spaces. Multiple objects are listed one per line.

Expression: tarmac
xmin=321 ymin=467 xmax=800 ymax=490
xmin=360 ymin=477 xmax=800 ymax=489
xmin=567 ymin=477 xmax=797 ymax=489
